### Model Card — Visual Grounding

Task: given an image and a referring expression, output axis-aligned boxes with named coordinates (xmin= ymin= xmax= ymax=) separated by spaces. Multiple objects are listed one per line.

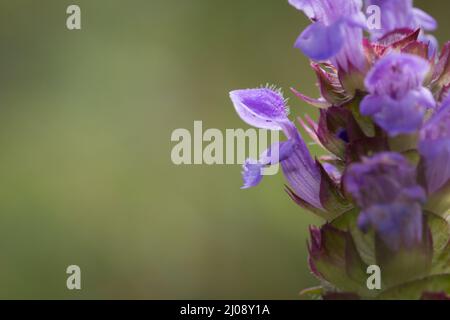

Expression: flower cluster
xmin=230 ymin=0 xmax=450 ymax=299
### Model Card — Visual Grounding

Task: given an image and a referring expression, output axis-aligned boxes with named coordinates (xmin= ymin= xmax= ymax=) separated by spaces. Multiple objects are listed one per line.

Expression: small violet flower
xmin=365 ymin=0 xmax=438 ymax=57
xmin=365 ymin=0 xmax=437 ymax=37
xmin=289 ymin=0 xmax=367 ymax=73
xmin=344 ymin=152 xmax=426 ymax=251
xmin=361 ymin=53 xmax=435 ymax=136
xmin=229 ymin=88 xmax=323 ymax=208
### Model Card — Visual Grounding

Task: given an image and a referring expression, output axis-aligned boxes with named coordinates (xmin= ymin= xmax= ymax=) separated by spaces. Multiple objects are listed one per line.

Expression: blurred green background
xmin=0 ymin=0 xmax=448 ymax=299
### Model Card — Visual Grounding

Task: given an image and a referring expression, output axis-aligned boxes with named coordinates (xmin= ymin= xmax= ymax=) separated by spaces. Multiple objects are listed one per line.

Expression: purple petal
xmin=413 ymin=8 xmax=437 ymax=31
xmin=229 ymin=88 xmax=289 ymax=130
xmin=360 ymin=94 xmax=382 ymax=115
xmin=281 ymin=137 xmax=323 ymax=209
xmin=358 ymin=202 xmax=423 ymax=251
xmin=344 ymin=152 xmax=425 ymax=207
xmin=362 ymin=53 xmax=434 ymax=136
xmin=345 ymin=152 xmax=426 ymax=250
xmin=420 ymin=140 xmax=450 ymax=194
xmin=366 ymin=0 xmax=437 ymax=39
xmin=241 ymin=161 xmax=264 ymax=189
xmin=364 ymin=53 xmax=430 ymax=96
xmin=361 ymin=93 xmax=427 ymax=136
xmin=365 ymin=0 xmax=414 ymax=39
xmin=420 ymin=97 xmax=450 ymax=193
xmin=290 ymin=0 xmax=366 ymax=73
xmin=412 ymin=87 xmax=436 ymax=109
xmin=241 ymin=140 xmax=296 ymax=189
xmin=295 ymin=22 xmax=344 ymax=61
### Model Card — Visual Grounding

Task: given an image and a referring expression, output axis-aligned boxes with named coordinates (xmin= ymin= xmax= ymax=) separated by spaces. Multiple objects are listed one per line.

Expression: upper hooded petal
xmin=295 ymin=21 xmax=344 ymax=61
xmin=229 ymin=88 xmax=289 ymax=130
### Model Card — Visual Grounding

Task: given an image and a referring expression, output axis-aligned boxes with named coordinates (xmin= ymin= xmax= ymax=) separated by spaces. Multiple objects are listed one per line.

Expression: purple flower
xmin=289 ymin=0 xmax=367 ymax=72
xmin=358 ymin=202 xmax=424 ymax=250
xmin=365 ymin=0 xmax=438 ymax=57
xmin=229 ymin=87 xmax=323 ymax=207
xmin=361 ymin=53 xmax=435 ymax=136
xmin=344 ymin=152 xmax=426 ymax=250
xmin=419 ymin=97 xmax=450 ymax=194
xmin=365 ymin=0 xmax=437 ymax=39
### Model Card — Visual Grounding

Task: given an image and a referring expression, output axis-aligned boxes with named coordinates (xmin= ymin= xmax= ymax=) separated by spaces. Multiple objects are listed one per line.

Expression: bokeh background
xmin=0 ymin=0 xmax=448 ymax=299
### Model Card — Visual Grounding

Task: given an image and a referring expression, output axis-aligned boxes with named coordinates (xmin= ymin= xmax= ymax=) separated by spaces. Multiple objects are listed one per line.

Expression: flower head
xmin=361 ymin=53 xmax=435 ymax=136
xmin=290 ymin=0 xmax=367 ymax=72
xmin=344 ymin=152 xmax=426 ymax=250
xmin=229 ymin=0 xmax=450 ymax=300
xmin=365 ymin=0 xmax=437 ymax=39
xmin=365 ymin=0 xmax=438 ymax=57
